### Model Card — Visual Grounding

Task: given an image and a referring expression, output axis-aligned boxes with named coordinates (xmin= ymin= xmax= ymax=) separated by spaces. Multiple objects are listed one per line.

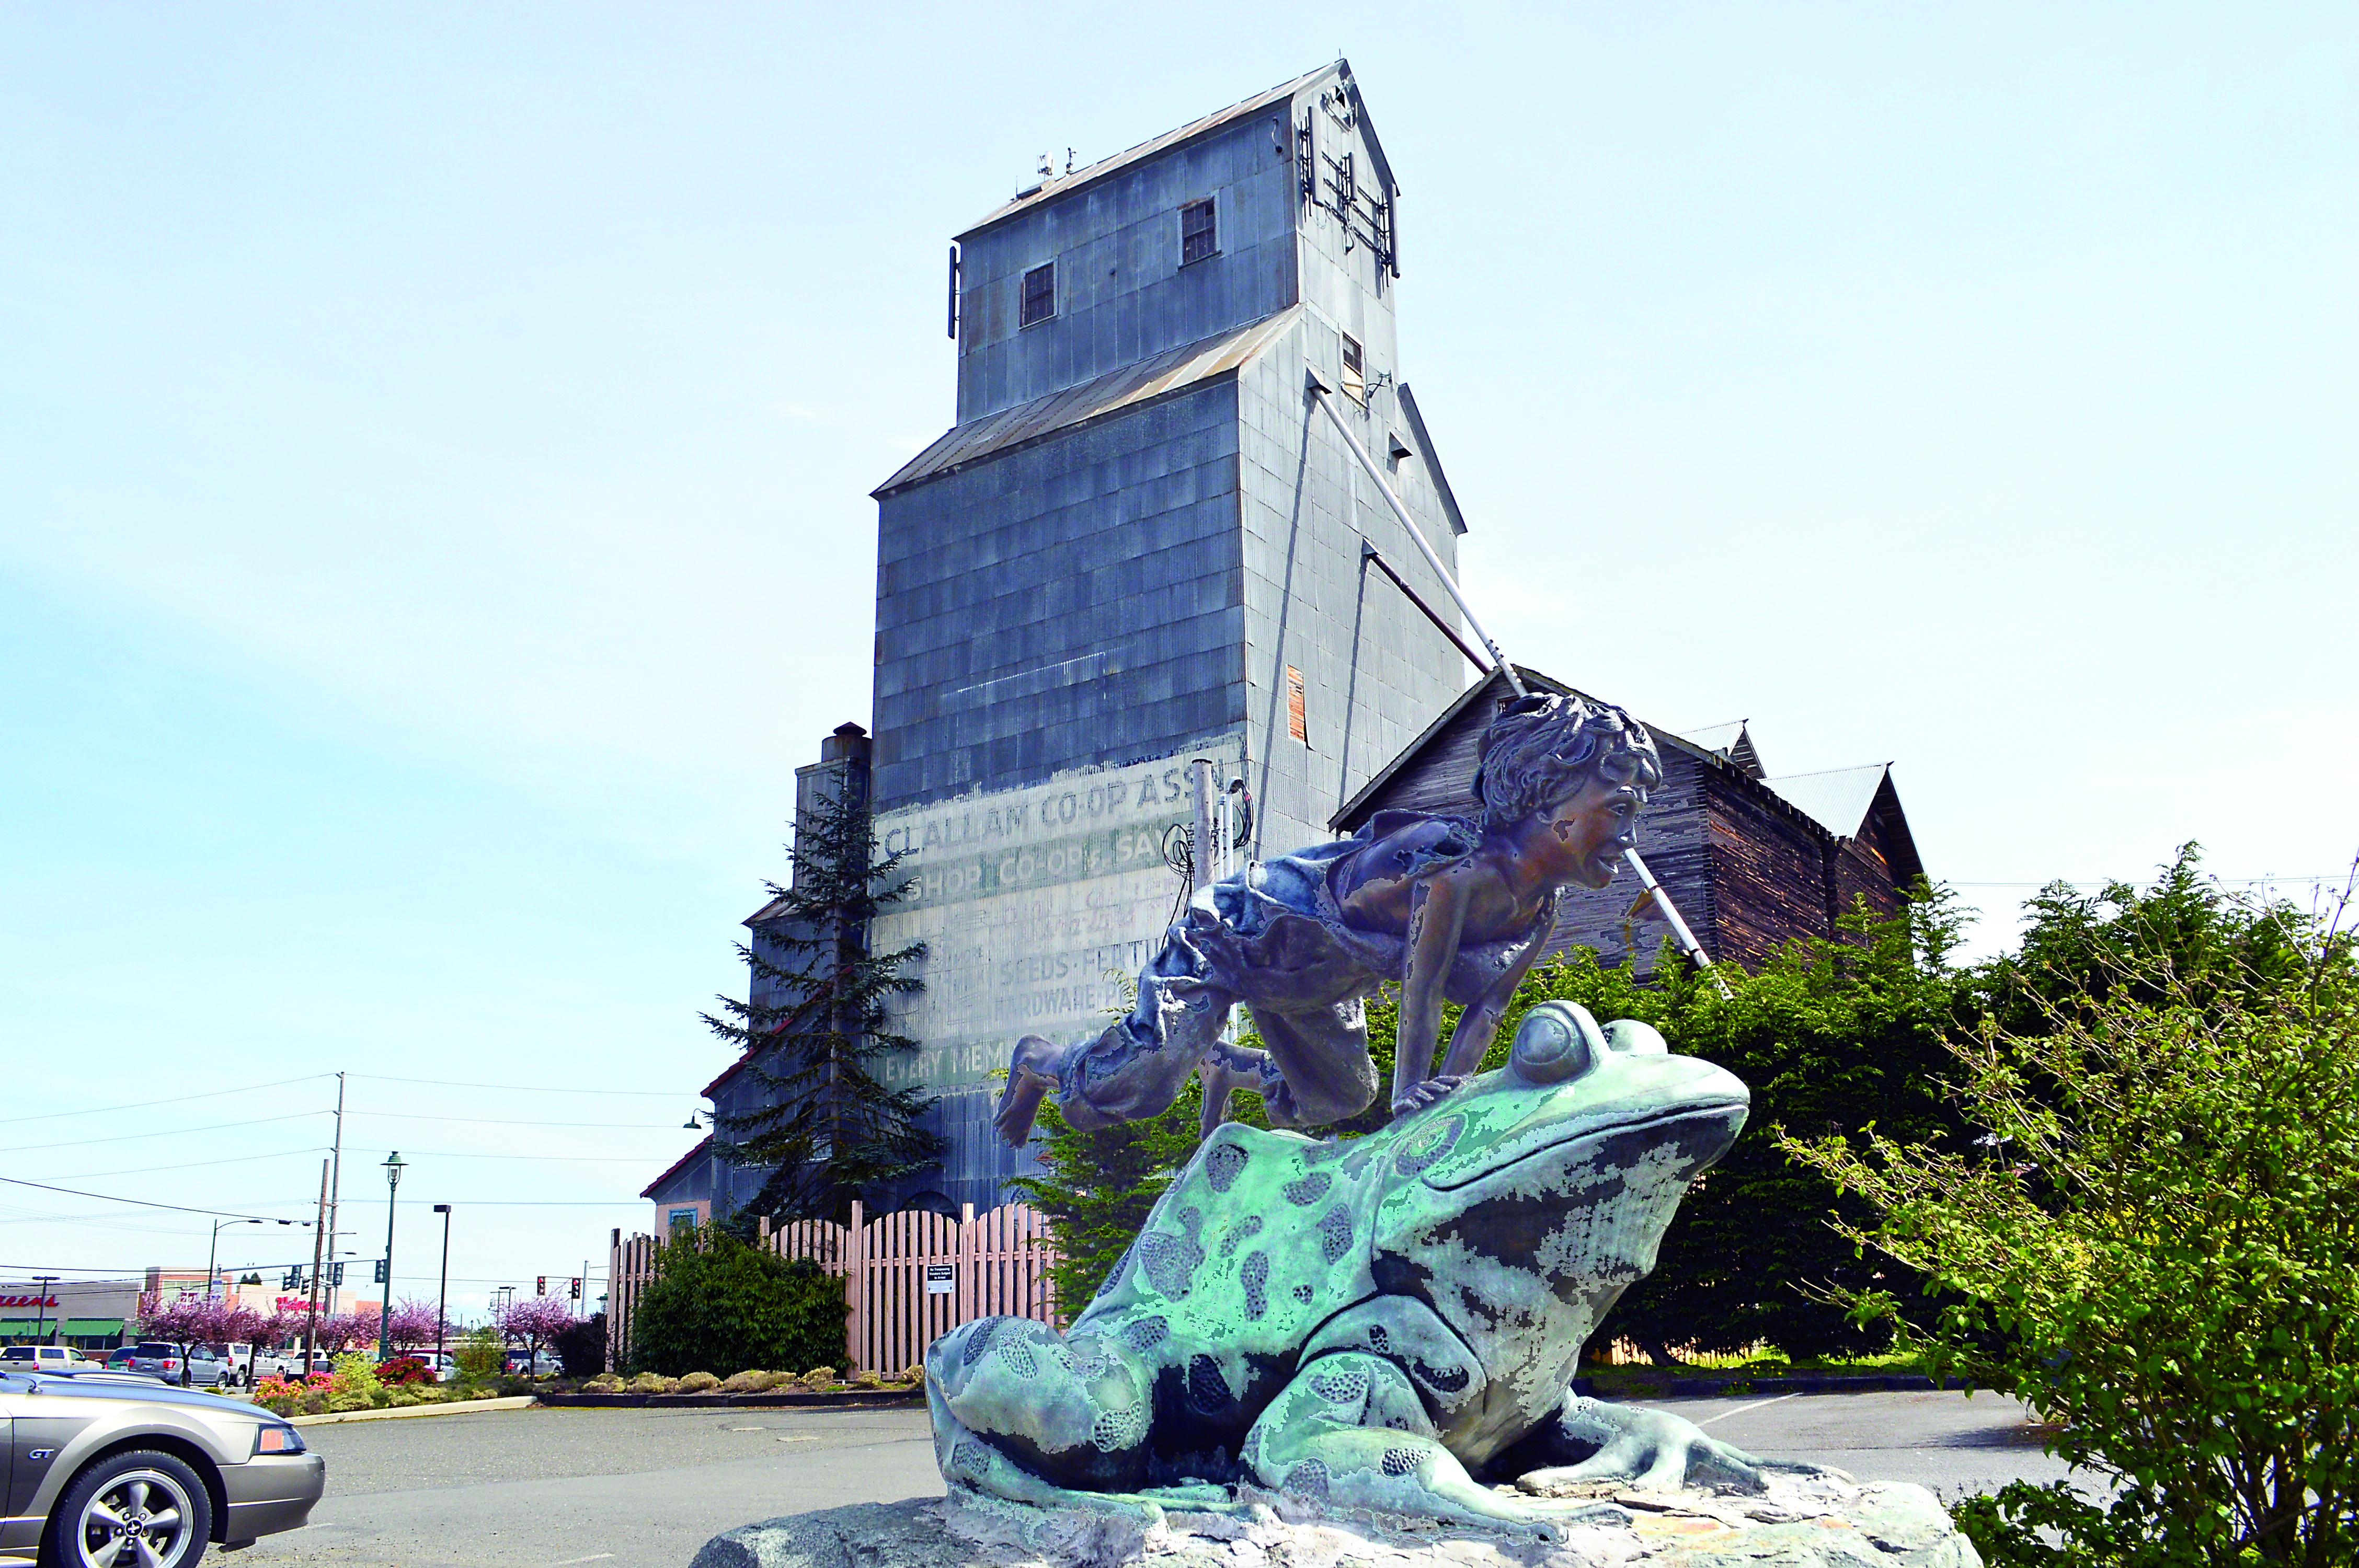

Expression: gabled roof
xmin=1677 ymin=721 xmax=1766 ymax=780
xmin=873 ymin=307 xmax=1301 ymax=498
xmin=960 ymin=62 xmax=1377 ymax=239
xmin=1764 ymin=764 xmax=1893 ymax=840
xmin=639 ymin=1136 xmax=711 ymax=1201
xmin=1331 ymin=668 xmax=1820 ymax=834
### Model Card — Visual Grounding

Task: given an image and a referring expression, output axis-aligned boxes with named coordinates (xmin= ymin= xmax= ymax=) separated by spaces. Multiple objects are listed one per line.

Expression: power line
xmin=349 ymin=1111 xmax=684 ymax=1130
xmin=0 ymin=1175 xmax=302 ymax=1224
xmin=6 ymin=1074 xmax=334 ymax=1126
xmin=343 ymin=1148 xmax=658 ymax=1164
xmin=0 ymin=1111 xmax=326 ymax=1157
xmin=349 ymin=1074 xmax=703 ymax=1098
xmin=45 ymin=1148 xmax=331 ymax=1182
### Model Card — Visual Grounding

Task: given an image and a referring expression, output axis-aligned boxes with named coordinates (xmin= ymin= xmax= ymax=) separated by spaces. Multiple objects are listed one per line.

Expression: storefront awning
xmin=0 ymin=1317 xmax=123 ymax=1338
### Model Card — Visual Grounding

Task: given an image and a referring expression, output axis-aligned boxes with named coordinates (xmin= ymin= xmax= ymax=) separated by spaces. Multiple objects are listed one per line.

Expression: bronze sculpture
xmin=993 ymin=691 xmax=1663 ymax=1145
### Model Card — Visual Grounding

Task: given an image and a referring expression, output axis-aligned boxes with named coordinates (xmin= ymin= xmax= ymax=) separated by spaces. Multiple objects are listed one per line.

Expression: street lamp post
xmin=432 ymin=1204 xmax=453 ymax=1363
xmin=207 ymin=1217 xmax=263 ymax=1302
xmin=375 ymin=1152 xmax=405 ymax=1363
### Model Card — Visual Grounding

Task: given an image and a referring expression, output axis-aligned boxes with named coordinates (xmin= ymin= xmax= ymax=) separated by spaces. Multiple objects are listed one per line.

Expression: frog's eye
xmin=1509 ymin=1003 xmax=1604 ymax=1085
xmin=1603 ymin=1019 xmax=1669 ymax=1057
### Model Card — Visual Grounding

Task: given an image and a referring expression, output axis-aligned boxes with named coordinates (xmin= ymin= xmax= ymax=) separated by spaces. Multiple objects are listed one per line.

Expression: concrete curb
xmin=1571 ymin=1373 xmax=1964 ymax=1399
xmin=289 ymin=1394 xmax=537 ymax=1427
xmin=537 ymin=1388 xmax=923 ymax=1411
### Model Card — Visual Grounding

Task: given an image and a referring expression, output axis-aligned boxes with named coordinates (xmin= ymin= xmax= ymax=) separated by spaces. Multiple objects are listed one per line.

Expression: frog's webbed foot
xmin=993 ymin=1036 xmax=1065 ymax=1147
xmin=1513 ymin=1394 xmax=1770 ymax=1496
xmin=1388 ymin=1075 xmax=1467 ymax=1121
xmin=1244 ymin=1353 xmax=1628 ymax=1531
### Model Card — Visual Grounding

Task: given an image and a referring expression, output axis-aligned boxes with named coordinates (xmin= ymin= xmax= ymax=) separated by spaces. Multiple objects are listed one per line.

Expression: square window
xmin=1181 ymin=198 xmax=1218 ymax=264
xmin=1021 ymin=262 xmax=1056 ymax=326
xmin=1341 ymin=333 xmax=1366 ymax=403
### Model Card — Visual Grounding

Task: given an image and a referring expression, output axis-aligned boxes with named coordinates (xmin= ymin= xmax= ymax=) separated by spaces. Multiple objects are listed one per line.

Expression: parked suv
xmin=121 ymin=1342 xmax=230 ymax=1386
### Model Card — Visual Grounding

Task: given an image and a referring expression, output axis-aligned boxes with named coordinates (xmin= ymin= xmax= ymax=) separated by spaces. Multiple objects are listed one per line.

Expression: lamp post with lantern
xmin=375 ymin=1151 xmax=406 ymax=1362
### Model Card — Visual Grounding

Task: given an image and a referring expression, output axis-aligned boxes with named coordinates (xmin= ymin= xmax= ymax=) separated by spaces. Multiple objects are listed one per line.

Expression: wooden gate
xmin=608 ymin=1202 xmax=1058 ymax=1374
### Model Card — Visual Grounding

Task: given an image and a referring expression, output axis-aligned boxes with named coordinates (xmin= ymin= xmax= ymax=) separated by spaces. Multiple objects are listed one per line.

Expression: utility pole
xmin=325 ymin=1072 xmax=346 ymax=1313
xmin=31 ymin=1276 xmax=56 ymax=1344
xmin=303 ymin=1159 xmax=328 ymax=1373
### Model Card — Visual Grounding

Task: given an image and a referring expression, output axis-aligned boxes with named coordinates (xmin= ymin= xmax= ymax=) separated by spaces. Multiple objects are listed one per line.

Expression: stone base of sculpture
xmin=689 ymin=1469 xmax=1979 ymax=1568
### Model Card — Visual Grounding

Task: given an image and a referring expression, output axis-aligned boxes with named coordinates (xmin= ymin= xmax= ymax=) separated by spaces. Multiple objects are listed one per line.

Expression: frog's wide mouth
xmin=1423 ymin=1095 xmax=1749 ymax=1191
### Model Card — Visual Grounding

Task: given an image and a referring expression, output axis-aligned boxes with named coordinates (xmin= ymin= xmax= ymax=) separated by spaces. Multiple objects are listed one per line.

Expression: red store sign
xmin=0 ymin=1295 xmax=60 ymax=1309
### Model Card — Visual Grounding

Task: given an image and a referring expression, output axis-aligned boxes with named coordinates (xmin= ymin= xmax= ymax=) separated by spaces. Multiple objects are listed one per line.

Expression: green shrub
xmin=627 ymin=1224 xmax=848 ymax=1377
xmin=326 ymin=1351 xmax=384 ymax=1412
xmin=1788 ymin=885 xmax=2359 ymax=1566
xmin=453 ymin=1326 xmax=503 ymax=1384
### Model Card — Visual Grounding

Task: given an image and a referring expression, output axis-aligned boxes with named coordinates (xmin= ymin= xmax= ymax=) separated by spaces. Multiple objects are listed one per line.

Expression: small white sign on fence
xmin=924 ymin=1263 xmax=955 ymax=1296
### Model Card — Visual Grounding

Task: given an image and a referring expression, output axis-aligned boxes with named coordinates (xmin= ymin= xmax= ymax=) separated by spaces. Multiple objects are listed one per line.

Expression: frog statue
xmin=926 ymin=1001 xmax=1769 ymax=1528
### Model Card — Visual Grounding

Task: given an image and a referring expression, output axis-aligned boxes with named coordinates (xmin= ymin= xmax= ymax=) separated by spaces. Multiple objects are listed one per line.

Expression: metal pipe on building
xmin=1307 ymin=373 xmax=1523 ymax=698
xmin=1626 ymin=849 xmax=1731 ymax=998
xmin=1308 ymin=371 xmax=1730 ymax=997
xmin=1189 ymin=759 xmax=1218 ymax=895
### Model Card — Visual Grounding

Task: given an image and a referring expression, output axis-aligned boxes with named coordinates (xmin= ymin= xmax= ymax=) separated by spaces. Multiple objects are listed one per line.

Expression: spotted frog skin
xmin=926 ymin=1002 xmax=1762 ymax=1527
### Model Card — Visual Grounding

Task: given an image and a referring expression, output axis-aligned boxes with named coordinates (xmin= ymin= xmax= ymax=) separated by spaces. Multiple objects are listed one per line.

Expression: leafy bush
xmin=1789 ymin=870 xmax=2359 ymax=1566
xmin=453 ymin=1326 xmax=504 ymax=1383
xmin=326 ymin=1351 xmax=384 ymax=1412
xmin=552 ymin=1311 xmax=606 ymax=1377
xmin=626 ymin=1224 xmax=848 ymax=1377
xmin=374 ymin=1355 xmax=433 ymax=1386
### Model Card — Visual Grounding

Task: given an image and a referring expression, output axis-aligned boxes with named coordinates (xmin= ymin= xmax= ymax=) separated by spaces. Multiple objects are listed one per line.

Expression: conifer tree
xmin=704 ymin=771 xmax=942 ymax=1225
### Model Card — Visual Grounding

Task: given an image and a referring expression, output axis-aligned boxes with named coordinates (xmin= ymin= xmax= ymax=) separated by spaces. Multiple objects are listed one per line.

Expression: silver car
xmin=0 ymin=1366 xmax=325 ymax=1565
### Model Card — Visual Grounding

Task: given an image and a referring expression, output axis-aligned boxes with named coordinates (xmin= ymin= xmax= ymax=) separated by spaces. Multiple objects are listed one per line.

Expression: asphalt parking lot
xmin=242 ymin=1391 xmax=2069 ymax=1567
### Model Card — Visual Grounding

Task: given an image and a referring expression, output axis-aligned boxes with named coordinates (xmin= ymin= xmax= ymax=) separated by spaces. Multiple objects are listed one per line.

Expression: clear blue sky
xmin=4 ymin=4 xmax=2353 ymax=1315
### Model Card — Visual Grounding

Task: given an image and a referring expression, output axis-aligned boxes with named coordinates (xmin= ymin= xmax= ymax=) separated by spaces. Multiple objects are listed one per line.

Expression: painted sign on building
xmin=871 ymin=738 xmax=1243 ymax=1094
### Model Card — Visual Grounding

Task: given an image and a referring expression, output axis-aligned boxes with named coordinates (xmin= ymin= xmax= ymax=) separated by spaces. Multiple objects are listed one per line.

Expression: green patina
xmin=926 ymin=1002 xmax=1772 ymax=1528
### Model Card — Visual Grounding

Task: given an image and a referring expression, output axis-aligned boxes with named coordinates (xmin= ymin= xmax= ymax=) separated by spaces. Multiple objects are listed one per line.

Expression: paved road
xmin=242 ymin=1392 xmax=2067 ymax=1567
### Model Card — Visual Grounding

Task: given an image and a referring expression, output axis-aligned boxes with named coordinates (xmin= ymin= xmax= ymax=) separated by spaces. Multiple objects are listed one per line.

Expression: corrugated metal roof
xmin=1765 ymin=765 xmax=1892 ymax=839
xmin=872 ymin=307 xmax=1302 ymax=497
xmin=960 ymin=64 xmax=1336 ymax=238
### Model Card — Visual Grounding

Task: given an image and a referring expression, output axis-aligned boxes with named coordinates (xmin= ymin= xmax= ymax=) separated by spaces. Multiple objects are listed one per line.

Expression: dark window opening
xmin=1021 ymin=262 xmax=1056 ymax=327
xmin=1181 ymin=198 xmax=1218 ymax=264
xmin=1341 ymin=333 xmax=1366 ymax=403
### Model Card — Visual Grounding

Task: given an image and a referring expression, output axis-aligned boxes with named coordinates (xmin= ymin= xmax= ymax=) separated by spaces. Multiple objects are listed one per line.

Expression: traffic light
xmin=330 ymin=1261 xmax=346 ymax=1287
xmin=568 ymin=1277 xmax=581 ymax=1300
xmin=373 ymin=1259 xmax=387 ymax=1285
xmin=535 ymin=1276 xmax=547 ymax=1296
xmin=282 ymin=1268 xmax=303 ymax=1292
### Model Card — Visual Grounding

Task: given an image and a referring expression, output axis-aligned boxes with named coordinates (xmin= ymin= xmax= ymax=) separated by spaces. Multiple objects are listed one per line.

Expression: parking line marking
xmin=549 ymin=1557 xmax=614 ymax=1565
xmin=1696 ymin=1391 xmax=1800 ymax=1429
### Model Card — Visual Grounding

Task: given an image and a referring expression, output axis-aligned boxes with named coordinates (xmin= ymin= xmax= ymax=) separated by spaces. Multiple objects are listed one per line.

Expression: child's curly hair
xmin=1472 ymin=692 xmax=1661 ymax=830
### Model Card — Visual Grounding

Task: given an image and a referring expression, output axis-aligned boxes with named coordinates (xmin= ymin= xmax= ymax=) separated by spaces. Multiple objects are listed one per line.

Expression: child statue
xmin=993 ymin=691 xmax=1662 ymax=1146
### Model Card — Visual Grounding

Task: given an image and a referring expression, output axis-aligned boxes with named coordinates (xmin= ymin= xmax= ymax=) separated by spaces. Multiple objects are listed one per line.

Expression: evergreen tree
xmin=704 ymin=771 xmax=943 ymax=1225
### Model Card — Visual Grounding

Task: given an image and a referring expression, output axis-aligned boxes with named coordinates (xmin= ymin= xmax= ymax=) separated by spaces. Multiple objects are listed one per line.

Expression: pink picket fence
xmin=608 ymin=1202 xmax=1059 ymax=1374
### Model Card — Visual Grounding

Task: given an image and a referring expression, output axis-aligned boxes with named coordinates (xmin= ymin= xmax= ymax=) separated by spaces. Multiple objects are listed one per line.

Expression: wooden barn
xmin=1331 ymin=667 xmax=1925 ymax=974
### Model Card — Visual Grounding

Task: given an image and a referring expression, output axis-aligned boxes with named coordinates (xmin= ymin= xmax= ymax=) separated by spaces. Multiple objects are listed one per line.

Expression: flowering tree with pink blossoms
xmin=133 ymin=1294 xmax=263 ymax=1386
xmin=493 ymin=1296 xmax=576 ymax=1367
xmin=384 ymin=1298 xmax=445 ymax=1354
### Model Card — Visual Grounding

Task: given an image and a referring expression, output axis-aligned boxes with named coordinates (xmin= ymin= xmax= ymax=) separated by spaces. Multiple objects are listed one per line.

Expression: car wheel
xmin=45 ymin=1448 xmax=214 ymax=1568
